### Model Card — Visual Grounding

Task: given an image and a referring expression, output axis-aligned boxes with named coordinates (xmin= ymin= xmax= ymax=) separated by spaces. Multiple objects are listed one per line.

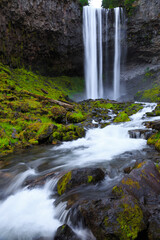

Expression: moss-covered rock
xmin=114 ymin=111 xmax=130 ymax=123
xmin=57 ymin=168 xmax=105 ymax=196
xmin=135 ymin=86 xmax=160 ymax=103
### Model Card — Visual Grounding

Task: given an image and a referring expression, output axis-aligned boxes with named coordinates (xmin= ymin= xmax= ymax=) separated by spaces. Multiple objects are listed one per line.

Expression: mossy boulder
xmin=67 ymin=110 xmax=86 ymax=123
xmin=20 ymin=122 xmax=56 ymax=144
xmin=114 ymin=111 xmax=130 ymax=123
xmin=78 ymin=194 xmax=145 ymax=240
xmin=50 ymin=106 xmax=67 ymax=123
xmin=57 ymin=168 xmax=105 ymax=196
xmin=51 ymin=124 xmax=85 ymax=143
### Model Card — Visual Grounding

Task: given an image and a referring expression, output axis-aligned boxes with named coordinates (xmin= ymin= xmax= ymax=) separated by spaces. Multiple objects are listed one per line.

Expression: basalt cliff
xmin=0 ymin=0 xmax=160 ymax=81
xmin=0 ymin=0 xmax=83 ymax=76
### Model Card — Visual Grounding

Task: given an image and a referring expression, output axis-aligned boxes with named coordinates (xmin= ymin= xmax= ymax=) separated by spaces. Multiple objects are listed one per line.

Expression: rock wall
xmin=127 ymin=0 xmax=160 ymax=65
xmin=119 ymin=0 xmax=160 ymax=101
xmin=0 ymin=0 xmax=83 ymax=76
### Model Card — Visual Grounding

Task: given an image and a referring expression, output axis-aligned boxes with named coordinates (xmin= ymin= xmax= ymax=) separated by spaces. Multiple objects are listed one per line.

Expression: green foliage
xmin=79 ymin=0 xmax=89 ymax=10
xmin=102 ymin=0 xmax=136 ymax=15
xmin=102 ymin=0 xmax=121 ymax=9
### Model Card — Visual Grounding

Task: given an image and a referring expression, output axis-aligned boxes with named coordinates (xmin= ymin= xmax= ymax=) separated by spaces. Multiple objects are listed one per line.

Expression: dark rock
xmin=54 ymin=224 xmax=80 ymax=240
xmin=145 ymin=120 xmax=160 ymax=131
xmin=148 ymin=213 xmax=160 ymax=240
xmin=57 ymin=168 xmax=105 ymax=195
xmin=0 ymin=0 xmax=83 ymax=76
xmin=128 ymin=129 xmax=153 ymax=140
xmin=116 ymin=161 xmax=160 ymax=201
xmin=78 ymin=195 xmax=145 ymax=240
xmin=72 ymin=161 xmax=160 ymax=240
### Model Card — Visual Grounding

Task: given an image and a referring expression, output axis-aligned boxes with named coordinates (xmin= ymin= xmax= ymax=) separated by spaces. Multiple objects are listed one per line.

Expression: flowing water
xmin=0 ymin=103 xmax=159 ymax=240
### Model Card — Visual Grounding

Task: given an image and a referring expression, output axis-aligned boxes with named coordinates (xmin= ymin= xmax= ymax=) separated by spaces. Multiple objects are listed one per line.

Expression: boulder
xmin=54 ymin=224 xmax=80 ymax=240
xmin=128 ymin=129 xmax=153 ymax=140
xmin=78 ymin=195 xmax=145 ymax=240
xmin=57 ymin=168 xmax=105 ymax=195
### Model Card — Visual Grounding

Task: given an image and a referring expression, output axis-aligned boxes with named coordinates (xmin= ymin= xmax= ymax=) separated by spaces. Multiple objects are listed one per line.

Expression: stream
xmin=0 ymin=102 xmax=159 ymax=240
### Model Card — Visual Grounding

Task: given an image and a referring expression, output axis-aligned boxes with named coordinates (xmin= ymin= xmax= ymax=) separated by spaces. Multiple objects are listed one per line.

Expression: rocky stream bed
xmin=1 ymin=102 xmax=160 ymax=240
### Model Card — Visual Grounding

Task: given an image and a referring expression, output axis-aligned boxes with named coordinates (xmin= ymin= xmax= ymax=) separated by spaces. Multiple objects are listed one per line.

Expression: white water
xmin=113 ymin=7 xmax=121 ymax=100
xmin=97 ymin=8 xmax=103 ymax=98
xmin=83 ymin=6 xmax=125 ymax=100
xmin=0 ymin=103 xmax=158 ymax=239
xmin=0 ymin=180 xmax=61 ymax=240
xmin=83 ymin=6 xmax=98 ymax=99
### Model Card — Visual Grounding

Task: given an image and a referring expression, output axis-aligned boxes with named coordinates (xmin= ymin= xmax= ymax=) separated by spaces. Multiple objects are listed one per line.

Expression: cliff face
xmin=0 ymin=0 xmax=159 ymax=80
xmin=0 ymin=0 xmax=83 ymax=75
xmin=127 ymin=0 xmax=160 ymax=65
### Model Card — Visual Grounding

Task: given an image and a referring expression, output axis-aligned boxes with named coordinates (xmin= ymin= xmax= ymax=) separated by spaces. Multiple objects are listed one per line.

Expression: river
xmin=0 ymin=102 xmax=159 ymax=240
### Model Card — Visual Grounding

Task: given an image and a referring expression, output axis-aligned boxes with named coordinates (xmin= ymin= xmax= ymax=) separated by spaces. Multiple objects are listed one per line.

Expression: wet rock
xmin=70 ymin=161 xmax=160 ymax=240
xmin=57 ymin=168 xmax=105 ymax=195
xmin=128 ymin=129 xmax=153 ymax=140
xmin=54 ymin=224 xmax=80 ymax=240
xmin=24 ymin=170 xmax=58 ymax=188
xmin=145 ymin=120 xmax=160 ymax=131
xmin=115 ymin=161 xmax=160 ymax=201
xmin=78 ymin=195 xmax=145 ymax=240
xmin=148 ymin=213 xmax=160 ymax=240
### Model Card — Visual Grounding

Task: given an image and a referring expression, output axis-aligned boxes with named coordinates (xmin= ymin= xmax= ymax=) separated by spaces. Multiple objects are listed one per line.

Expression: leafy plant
xmin=79 ymin=0 xmax=89 ymax=10
xmin=102 ymin=0 xmax=136 ymax=15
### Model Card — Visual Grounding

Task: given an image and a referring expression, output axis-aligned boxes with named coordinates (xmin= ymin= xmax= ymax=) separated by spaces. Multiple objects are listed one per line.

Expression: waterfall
xmin=113 ymin=7 xmax=121 ymax=100
xmin=83 ymin=6 xmax=126 ymax=100
xmin=83 ymin=6 xmax=103 ymax=99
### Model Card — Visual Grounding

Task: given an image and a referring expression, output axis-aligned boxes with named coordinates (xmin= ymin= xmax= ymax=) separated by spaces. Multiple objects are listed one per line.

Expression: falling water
xmin=83 ymin=6 xmax=103 ymax=99
xmin=97 ymin=8 xmax=103 ymax=98
xmin=83 ymin=6 xmax=126 ymax=100
xmin=113 ymin=7 xmax=121 ymax=100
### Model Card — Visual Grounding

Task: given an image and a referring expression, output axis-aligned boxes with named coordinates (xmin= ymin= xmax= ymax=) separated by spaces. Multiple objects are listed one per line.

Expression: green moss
xmin=112 ymin=186 xmax=124 ymax=197
xmin=57 ymin=171 xmax=72 ymax=195
xmin=135 ymin=86 xmax=160 ymax=103
xmin=0 ymin=138 xmax=10 ymax=149
xmin=88 ymin=175 xmax=93 ymax=183
xmin=124 ymin=104 xmax=143 ymax=116
xmin=0 ymin=63 xmax=85 ymax=101
xmin=52 ymin=131 xmax=62 ymax=141
xmin=28 ymin=139 xmax=38 ymax=145
xmin=117 ymin=202 xmax=143 ymax=240
xmin=121 ymin=178 xmax=140 ymax=189
xmin=135 ymin=161 xmax=146 ymax=169
xmin=155 ymin=139 xmax=160 ymax=152
xmin=67 ymin=110 xmax=86 ymax=123
xmin=114 ymin=112 xmax=130 ymax=123
xmin=147 ymin=132 xmax=160 ymax=145
xmin=103 ymin=217 xmax=108 ymax=227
